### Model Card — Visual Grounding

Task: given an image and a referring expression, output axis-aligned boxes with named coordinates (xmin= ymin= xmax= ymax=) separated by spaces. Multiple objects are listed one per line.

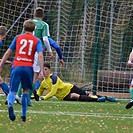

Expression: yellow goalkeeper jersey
xmin=37 ymin=73 xmax=74 ymax=100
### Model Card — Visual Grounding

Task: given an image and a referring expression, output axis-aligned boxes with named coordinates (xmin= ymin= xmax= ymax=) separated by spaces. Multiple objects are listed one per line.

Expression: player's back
xmin=33 ymin=18 xmax=50 ymax=45
xmin=14 ymin=33 xmax=38 ymax=67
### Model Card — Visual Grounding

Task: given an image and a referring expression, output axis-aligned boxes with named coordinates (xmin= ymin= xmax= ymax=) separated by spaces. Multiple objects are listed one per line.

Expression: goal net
xmin=0 ymin=0 xmax=133 ymax=98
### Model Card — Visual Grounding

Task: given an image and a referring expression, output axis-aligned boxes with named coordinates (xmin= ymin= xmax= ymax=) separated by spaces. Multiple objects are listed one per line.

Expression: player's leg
xmin=16 ymin=82 xmax=33 ymax=106
xmin=27 ymin=71 xmax=39 ymax=106
xmin=105 ymin=96 xmax=116 ymax=102
xmin=70 ymin=85 xmax=88 ymax=95
xmin=0 ymin=77 xmax=9 ymax=105
xmin=23 ymin=52 xmax=39 ymax=107
xmin=95 ymin=94 xmax=116 ymax=102
xmin=20 ymin=88 xmax=28 ymax=122
xmin=68 ymin=85 xmax=105 ymax=102
xmin=0 ymin=76 xmax=21 ymax=105
xmin=63 ymin=93 xmax=98 ymax=102
xmin=8 ymin=67 xmax=21 ymax=121
xmin=0 ymin=76 xmax=9 ymax=96
xmin=15 ymin=82 xmax=22 ymax=104
xmin=129 ymin=79 xmax=133 ymax=99
xmin=20 ymin=67 xmax=33 ymax=122
xmin=8 ymin=92 xmax=16 ymax=121
xmin=32 ymin=52 xmax=40 ymax=104
xmin=17 ymin=82 xmax=22 ymax=98
xmin=125 ymin=79 xmax=133 ymax=109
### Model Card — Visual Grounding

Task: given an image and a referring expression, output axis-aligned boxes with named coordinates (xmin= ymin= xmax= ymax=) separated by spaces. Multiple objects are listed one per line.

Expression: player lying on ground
xmin=125 ymin=51 xmax=133 ymax=109
xmin=33 ymin=63 xmax=116 ymax=102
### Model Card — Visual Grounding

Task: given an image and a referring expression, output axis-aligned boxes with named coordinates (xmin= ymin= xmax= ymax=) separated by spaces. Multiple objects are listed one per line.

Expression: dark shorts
xmin=63 ymin=85 xmax=87 ymax=101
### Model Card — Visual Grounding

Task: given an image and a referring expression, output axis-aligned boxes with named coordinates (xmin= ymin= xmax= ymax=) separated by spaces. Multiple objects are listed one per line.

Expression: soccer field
xmin=0 ymin=96 xmax=133 ymax=133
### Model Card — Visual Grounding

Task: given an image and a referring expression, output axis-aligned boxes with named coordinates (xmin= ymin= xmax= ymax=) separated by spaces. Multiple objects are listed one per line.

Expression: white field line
xmin=0 ymin=109 xmax=133 ymax=119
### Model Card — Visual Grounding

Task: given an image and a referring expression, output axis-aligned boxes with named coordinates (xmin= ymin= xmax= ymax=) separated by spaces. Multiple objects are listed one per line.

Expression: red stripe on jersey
xmin=14 ymin=33 xmax=38 ymax=67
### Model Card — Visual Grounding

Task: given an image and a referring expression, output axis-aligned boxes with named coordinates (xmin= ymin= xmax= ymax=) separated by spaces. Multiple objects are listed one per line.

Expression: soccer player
xmin=32 ymin=7 xmax=64 ymax=66
xmin=125 ymin=50 xmax=133 ymax=109
xmin=0 ymin=19 xmax=44 ymax=122
xmin=34 ymin=63 xmax=116 ymax=102
xmin=0 ymin=26 xmax=12 ymax=97
xmin=0 ymin=74 xmax=22 ymax=105
xmin=0 ymin=26 xmax=9 ymax=97
xmin=16 ymin=7 xmax=64 ymax=106
xmin=32 ymin=7 xmax=64 ymax=88
xmin=0 ymin=26 xmax=11 ymax=64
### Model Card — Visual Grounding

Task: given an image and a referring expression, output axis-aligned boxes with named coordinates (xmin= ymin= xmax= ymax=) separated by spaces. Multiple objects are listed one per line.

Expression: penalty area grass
xmin=0 ymin=96 xmax=133 ymax=133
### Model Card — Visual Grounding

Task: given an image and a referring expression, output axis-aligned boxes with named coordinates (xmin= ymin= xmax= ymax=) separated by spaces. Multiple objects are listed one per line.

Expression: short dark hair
xmin=23 ymin=19 xmax=35 ymax=32
xmin=34 ymin=7 xmax=44 ymax=18
xmin=44 ymin=63 xmax=50 ymax=69
xmin=0 ymin=26 xmax=7 ymax=36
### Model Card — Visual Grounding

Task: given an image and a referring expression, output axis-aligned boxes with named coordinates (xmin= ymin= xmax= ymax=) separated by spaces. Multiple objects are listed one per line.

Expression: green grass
xmin=0 ymin=96 xmax=133 ymax=133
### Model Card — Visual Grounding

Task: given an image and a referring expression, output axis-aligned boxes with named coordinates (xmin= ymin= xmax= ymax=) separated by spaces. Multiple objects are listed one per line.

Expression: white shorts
xmin=33 ymin=52 xmax=40 ymax=73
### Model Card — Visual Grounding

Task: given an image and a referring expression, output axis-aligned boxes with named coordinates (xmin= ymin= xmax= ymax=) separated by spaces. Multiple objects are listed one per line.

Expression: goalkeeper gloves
xmin=40 ymin=96 xmax=44 ymax=100
xmin=33 ymin=90 xmax=39 ymax=101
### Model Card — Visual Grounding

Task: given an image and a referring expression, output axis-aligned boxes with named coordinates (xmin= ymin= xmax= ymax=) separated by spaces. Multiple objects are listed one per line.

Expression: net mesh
xmin=0 ymin=0 xmax=133 ymax=98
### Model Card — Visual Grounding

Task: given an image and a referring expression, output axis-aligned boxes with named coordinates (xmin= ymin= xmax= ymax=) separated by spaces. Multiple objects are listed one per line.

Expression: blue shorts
xmin=10 ymin=66 xmax=33 ymax=93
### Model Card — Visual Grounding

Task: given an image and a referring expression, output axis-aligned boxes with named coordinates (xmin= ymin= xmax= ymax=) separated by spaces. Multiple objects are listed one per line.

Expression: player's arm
xmin=0 ymin=48 xmax=12 ymax=70
xmin=37 ymin=81 xmax=46 ymax=97
xmin=48 ymin=38 xmax=62 ymax=59
xmin=43 ymin=36 xmax=53 ymax=58
xmin=36 ymin=74 xmax=59 ymax=100
xmin=48 ymin=37 xmax=65 ymax=67
xmin=43 ymin=85 xmax=58 ymax=100
xmin=0 ymin=41 xmax=2 ymax=47
xmin=0 ymin=37 xmax=16 ymax=70
xmin=0 ymin=59 xmax=12 ymax=65
xmin=43 ymin=74 xmax=58 ymax=100
xmin=127 ymin=50 xmax=133 ymax=67
xmin=42 ymin=24 xmax=53 ymax=58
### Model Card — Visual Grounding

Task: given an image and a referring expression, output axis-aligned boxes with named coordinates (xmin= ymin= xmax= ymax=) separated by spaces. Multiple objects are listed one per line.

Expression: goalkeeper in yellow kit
xmin=34 ymin=63 xmax=116 ymax=102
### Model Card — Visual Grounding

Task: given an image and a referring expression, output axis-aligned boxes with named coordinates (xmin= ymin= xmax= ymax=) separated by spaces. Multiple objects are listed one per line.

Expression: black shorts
xmin=63 ymin=85 xmax=87 ymax=101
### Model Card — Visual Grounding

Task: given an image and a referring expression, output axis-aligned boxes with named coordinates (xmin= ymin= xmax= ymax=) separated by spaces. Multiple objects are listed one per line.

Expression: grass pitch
xmin=0 ymin=96 xmax=133 ymax=133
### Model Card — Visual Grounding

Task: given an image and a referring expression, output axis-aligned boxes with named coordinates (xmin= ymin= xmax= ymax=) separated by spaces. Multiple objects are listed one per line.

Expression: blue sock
xmin=21 ymin=94 xmax=28 ymax=117
xmin=0 ymin=82 xmax=9 ymax=96
xmin=7 ymin=93 xmax=16 ymax=107
xmin=35 ymin=80 xmax=41 ymax=90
